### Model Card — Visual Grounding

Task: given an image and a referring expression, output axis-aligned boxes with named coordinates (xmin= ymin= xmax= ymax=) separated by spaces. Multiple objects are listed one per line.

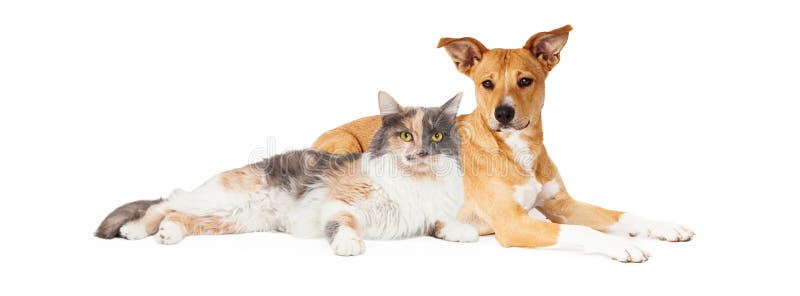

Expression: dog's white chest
xmin=504 ymin=131 xmax=542 ymax=210
xmin=514 ymin=176 xmax=542 ymax=210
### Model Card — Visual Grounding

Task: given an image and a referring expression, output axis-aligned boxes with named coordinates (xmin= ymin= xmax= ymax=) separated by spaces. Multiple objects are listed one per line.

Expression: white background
xmin=1 ymin=0 xmax=798 ymax=295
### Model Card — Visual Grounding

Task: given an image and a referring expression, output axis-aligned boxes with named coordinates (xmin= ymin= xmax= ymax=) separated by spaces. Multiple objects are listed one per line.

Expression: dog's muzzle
xmin=491 ymin=105 xmax=530 ymax=131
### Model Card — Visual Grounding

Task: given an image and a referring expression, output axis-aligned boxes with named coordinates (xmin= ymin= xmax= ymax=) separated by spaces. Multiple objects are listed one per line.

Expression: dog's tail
xmin=95 ymin=199 xmax=164 ymax=239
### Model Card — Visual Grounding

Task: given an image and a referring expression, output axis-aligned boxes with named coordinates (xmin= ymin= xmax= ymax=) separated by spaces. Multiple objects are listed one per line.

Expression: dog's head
xmin=438 ymin=25 xmax=572 ymax=132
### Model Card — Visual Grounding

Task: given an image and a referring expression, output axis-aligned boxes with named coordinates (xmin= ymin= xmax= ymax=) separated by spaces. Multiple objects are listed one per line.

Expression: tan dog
xmin=312 ymin=25 xmax=693 ymax=262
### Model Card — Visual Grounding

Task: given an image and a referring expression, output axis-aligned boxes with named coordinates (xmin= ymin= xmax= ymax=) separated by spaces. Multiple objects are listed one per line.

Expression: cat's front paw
xmin=607 ymin=214 xmax=694 ymax=242
xmin=331 ymin=237 xmax=365 ymax=256
xmin=155 ymin=221 xmax=185 ymax=245
xmin=119 ymin=221 xmax=148 ymax=240
xmin=437 ymin=222 xmax=479 ymax=243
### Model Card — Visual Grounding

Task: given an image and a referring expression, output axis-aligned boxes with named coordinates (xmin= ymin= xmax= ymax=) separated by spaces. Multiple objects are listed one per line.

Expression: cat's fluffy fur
xmin=95 ymin=92 xmax=478 ymax=255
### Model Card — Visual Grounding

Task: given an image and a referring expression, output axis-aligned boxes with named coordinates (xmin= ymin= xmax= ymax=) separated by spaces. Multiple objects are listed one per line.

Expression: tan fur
xmin=128 ymin=166 xmax=264 ymax=237
xmin=407 ymin=155 xmax=444 ymax=179
xmin=404 ymin=111 xmax=425 ymax=144
xmin=335 ymin=212 xmax=359 ymax=233
xmin=326 ymin=159 xmax=373 ymax=205
xmin=220 ymin=165 xmax=265 ymax=192
xmin=165 ymin=212 xmax=238 ymax=235
xmin=312 ymin=25 xmax=630 ymax=249
xmin=312 ymin=116 xmax=382 ymax=154
xmin=386 ymin=132 xmax=410 ymax=161
xmin=456 ymin=201 xmax=493 ymax=234
xmin=139 ymin=205 xmax=170 ymax=235
xmin=433 ymin=221 xmax=445 ymax=238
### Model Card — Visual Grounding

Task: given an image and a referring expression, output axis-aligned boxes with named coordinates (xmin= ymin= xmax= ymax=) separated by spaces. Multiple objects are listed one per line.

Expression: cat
xmin=95 ymin=91 xmax=478 ymax=256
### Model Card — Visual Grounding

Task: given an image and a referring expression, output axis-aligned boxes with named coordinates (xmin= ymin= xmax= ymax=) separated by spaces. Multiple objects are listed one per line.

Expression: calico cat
xmin=95 ymin=91 xmax=478 ymax=255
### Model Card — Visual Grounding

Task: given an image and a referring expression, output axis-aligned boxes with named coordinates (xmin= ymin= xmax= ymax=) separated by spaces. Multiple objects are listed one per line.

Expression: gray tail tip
xmin=94 ymin=229 xmax=116 ymax=239
xmin=94 ymin=198 xmax=163 ymax=239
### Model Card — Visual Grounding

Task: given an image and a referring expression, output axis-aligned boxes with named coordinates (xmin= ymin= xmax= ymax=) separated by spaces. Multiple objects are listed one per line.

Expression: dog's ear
xmin=377 ymin=91 xmax=402 ymax=116
xmin=524 ymin=24 xmax=572 ymax=71
xmin=437 ymin=37 xmax=489 ymax=74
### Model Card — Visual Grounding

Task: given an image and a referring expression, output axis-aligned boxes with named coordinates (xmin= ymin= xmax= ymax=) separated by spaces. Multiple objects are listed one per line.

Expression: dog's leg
xmin=513 ymin=214 xmax=651 ymax=263
xmin=466 ymin=177 xmax=647 ymax=262
xmin=312 ymin=129 xmax=364 ymax=154
xmin=531 ymin=151 xmax=694 ymax=242
xmin=312 ymin=116 xmax=382 ymax=154
xmin=537 ymin=190 xmax=694 ymax=242
xmin=457 ymin=201 xmax=495 ymax=235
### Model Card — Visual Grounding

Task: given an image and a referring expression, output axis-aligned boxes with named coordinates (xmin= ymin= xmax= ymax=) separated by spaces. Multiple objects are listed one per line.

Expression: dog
xmin=312 ymin=25 xmax=693 ymax=262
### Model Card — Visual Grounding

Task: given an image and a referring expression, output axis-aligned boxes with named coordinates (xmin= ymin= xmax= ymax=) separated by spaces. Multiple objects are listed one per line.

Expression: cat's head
xmin=368 ymin=91 xmax=462 ymax=175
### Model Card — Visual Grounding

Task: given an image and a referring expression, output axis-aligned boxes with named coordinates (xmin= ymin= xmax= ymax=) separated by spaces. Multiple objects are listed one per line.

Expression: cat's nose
xmin=494 ymin=105 xmax=515 ymax=124
xmin=417 ymin=150 xmax=429 ymax=157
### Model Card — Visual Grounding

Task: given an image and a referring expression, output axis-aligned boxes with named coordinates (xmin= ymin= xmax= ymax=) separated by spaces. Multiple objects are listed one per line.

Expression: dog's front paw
xmin=595 ymin=236 xmax=650 ymax=263
xmin=119 ymin=222 xmax=149 ymax=240
xmin=549 ymin=225 xmax=649 ymax=263
xmin=607 ymin=214 xmax=694 ymax=242
xmin=639 ymin=222 xmax=694 ymax=242
xmin=331 ymin=237 xmax=365 ymax=256
xmin=438 ymin=222 xmax=479 ymax=243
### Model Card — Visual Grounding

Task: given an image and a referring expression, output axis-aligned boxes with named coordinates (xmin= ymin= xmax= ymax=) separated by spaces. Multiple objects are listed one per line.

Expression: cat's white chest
xmin=359 ymin=155 xmax=463 ymax=239
xmin=504 ymin=131 xmax=542 ymax=210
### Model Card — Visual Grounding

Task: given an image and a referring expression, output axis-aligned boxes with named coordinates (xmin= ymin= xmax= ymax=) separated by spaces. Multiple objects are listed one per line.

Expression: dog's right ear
xmin=437 ymin=37 xmax=489 ymax=74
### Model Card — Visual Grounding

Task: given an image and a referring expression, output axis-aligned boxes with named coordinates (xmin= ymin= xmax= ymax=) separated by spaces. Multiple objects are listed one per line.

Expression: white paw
xmin=638 ymin=222 xmax=694 ymax=242
xmin=593 ymin=236 xmax=651 ymax=263
xmin=440 ymin=223 xmax=479 ymax=243
xmin=608 ymin=214 xmax=695 ymax=242
xmin=548 ymin=225 xmax=649 ymax=263
xmin=155 ymin=221 xmax=185 ymax=245
xmin=330 ymin=237 xmax=365 ymax=256
xmin=119 ymin=222 xmax=148 ymax=240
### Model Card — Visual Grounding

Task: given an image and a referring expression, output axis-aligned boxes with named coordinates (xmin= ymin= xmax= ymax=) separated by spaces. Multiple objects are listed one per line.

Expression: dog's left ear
xmin=524 ymin=24 xmax=573 ymax=71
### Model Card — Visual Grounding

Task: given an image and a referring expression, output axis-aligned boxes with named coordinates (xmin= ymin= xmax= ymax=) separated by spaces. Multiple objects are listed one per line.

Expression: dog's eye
xmin=518 ymin=77 xmax=533 ymax=87
xmin=431 ymin=132 xmax=444 ymax=142
xmin=400 ymin=131 xmax=413 ymax=142
xmin=481 ymin=80 xmax=494 ymax=90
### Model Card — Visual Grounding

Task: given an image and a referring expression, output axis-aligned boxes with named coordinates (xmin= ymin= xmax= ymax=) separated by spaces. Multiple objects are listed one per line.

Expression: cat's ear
xmin=378 ymin=91 xmax=402 ymax=116
xmin=439 ymin=92 xmax=462 ymax=117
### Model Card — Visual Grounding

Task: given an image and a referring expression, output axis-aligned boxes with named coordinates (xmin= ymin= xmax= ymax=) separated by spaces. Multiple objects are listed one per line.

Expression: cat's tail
xmin=95 ymin=199 xmax=164 ymax=239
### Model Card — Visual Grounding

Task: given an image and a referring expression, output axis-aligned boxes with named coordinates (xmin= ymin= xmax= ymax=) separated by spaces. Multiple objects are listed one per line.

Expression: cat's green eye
xmin=431 ymin=132 xmax=444 ymax=142
xmin=400 ymin=131 xmax=413 ymax=142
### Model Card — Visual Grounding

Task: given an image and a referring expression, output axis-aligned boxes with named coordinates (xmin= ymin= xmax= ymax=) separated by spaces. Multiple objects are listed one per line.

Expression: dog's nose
xmin=494 ymin=105 xmax=515 ymax=124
